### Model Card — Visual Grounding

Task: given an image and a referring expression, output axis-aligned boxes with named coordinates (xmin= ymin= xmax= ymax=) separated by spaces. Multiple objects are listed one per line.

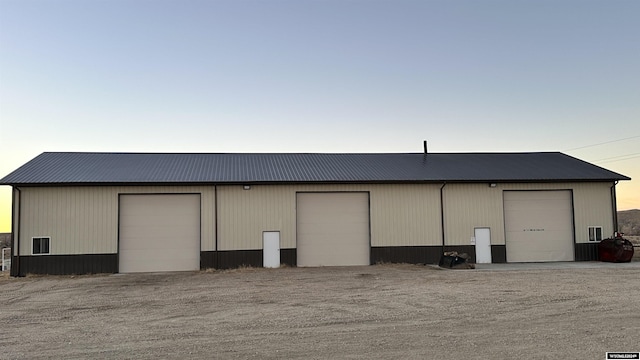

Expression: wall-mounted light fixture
xmin=243 ymin=185 xmax=251 ymax=190
xmin=489 ymin=183 xmax=497 ymax=188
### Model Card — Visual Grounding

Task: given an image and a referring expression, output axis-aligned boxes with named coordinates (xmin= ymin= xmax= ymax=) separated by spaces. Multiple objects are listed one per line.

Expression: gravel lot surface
xmin=1 ymin=263 xmax=639 ymax=359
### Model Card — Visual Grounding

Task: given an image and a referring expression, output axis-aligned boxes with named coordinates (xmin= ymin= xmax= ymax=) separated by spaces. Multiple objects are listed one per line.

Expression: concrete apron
xmin=474 ymin=261 xmax=640 ymax=271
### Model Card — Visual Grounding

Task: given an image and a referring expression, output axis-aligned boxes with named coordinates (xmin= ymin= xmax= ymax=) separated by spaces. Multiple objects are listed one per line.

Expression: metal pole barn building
xmin=0 ymin=151 xmax=630 ymax=276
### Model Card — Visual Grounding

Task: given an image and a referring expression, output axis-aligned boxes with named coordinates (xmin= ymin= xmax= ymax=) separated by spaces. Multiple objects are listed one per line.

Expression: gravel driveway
xmin=1 ymin=263 xmax=639 ymax=359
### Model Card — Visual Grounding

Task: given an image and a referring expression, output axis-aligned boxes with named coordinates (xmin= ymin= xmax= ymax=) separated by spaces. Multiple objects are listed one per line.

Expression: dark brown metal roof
xmin=0 ymin=152 xmax=630 ymax=185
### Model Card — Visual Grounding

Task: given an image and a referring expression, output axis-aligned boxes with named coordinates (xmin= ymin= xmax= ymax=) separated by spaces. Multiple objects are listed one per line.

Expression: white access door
xmin=474 ymin=228 xmax=492 ymax=264
xmin=263 ymin=231 xmax=280 ymax=268
xmin=119 ymin=194 xmax=200 ymax=273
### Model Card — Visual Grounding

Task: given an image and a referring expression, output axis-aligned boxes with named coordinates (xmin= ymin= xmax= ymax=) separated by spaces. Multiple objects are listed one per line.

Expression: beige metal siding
xmin=15 ymin=181 xmax=615 ymax=257
xmin=19 ymin=187 xmax=116 ymax=255
xmin=504 ymin=191 xmax=574 ymax=262
xmin=297 ymin=192 xmax=370 ymax=266
xmin=443 ymin=184 xmax=505 ymax=246
xmin=571 ymin=182 xmax=614 ymax=243
xmin=119 ymin=194 xmax=200 ymax=272
xmin=369 ymin=184 xmax=442 ymax=246
xmin=17 ymin=186 xmax=215 ymax=255
xmin=217 ymin=185 xmax=296 ymax=250
xmin=443 ymin=182 xmax=616 ymax=247
xmin=216 ymin=184 xmax=442 ymax=250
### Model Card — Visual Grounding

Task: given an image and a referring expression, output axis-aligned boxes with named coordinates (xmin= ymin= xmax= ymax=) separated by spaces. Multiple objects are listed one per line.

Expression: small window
xmin=588 ymin=227 xmax=603 ymax=242
xmin=32 ymin=237 xmax=50 ymax=255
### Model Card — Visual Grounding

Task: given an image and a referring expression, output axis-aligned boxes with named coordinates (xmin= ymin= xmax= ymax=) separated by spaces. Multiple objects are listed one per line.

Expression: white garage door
xmin=119 ymin=194 xmax=200 ymax=273
xmin=504 ymin=191 xmax=574 ymax=262
xmin=297 ymin=192 xmax=370 ymax=266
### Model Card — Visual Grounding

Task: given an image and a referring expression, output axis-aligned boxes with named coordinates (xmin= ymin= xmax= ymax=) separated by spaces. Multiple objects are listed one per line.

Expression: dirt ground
xmin=626 ymin=236 xmax=640 ymax=261
xmin=1 ymin=264 xmax=639 ymax=360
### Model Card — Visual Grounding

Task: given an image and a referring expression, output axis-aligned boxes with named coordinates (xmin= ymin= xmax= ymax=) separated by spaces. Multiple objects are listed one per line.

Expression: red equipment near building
xmin=598 ymin=232 xmax=635 ymax=263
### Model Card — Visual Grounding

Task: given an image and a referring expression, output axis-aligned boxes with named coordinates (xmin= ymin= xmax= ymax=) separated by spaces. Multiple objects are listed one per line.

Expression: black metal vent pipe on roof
xmin=422 ymin=140 xmax=428 ymax=165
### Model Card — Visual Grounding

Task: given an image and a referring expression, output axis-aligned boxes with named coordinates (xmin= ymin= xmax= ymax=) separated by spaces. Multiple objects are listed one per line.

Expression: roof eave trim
xmin=1 ymin=177 xmax=630 ymax=187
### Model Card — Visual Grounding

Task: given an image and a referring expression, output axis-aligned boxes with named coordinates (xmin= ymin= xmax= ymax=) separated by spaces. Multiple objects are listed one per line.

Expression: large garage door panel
xmin=120 ymin=215 xmax=198 ymax=229
xmin=505 ymin=213 xmax=572 ymax=232
xmin=119 ymin=194 xmax=200 ymax=273
xmin=119 ymin=223 xmax=198 ymax=246
xmin=119 ymin=255 xmax=199 ymax=272
xmin=119 ymin=236 xmax=196 ymax=250
xmin=297 ymin=192 xmax=370 ymax=267
xmin=504 ymin=191 xmax=574 ymax=262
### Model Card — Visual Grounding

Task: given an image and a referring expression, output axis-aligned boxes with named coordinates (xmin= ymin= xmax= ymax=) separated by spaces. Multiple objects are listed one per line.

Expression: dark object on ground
xmin=439 ymin=251 xmax=475 ymax=269
xmin=599 ymin=233 xmax=634 ymax=263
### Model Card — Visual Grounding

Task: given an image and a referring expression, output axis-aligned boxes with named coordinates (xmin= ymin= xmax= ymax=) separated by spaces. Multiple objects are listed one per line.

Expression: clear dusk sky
xmin=1 ymin=0 xmax=639 ymax=233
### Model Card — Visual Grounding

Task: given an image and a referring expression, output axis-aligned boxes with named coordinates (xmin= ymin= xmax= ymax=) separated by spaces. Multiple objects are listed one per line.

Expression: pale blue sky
xmin=1 ymin=0 xmax=639 ymax=231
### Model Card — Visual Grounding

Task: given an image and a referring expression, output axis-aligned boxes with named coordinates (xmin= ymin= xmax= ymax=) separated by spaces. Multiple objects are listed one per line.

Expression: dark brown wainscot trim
xmin=371 ymin=246 xmax=442 ymax=265
xmin=491 ymin=245 xmax=507 ymax=263
xmin=16 ymin=254 xmax=118 ymax=276
xmin=372 ymin=245 xmax=507 ymax=265
xmin=575 ymin=243 xmax=599 ymax=261
xmin=215 ymin=250 xmax=262 ymax=269
xmin=200 ymin=251 xmax=217 ymax=270
xmin=201 ymin=249 xmax=297 ymax=270
xmin=280 ymin=249 xmax=296 ymax=267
